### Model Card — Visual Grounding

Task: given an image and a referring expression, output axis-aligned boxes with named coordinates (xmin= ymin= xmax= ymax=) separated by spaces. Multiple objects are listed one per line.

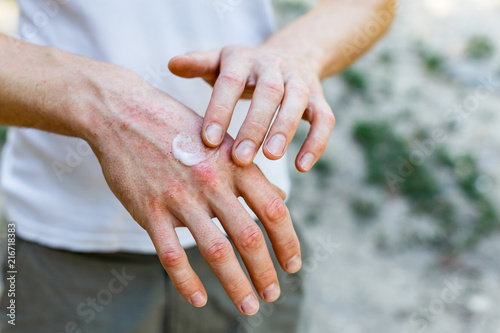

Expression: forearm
xmin=0 ymin=33 xmax=146 ymax=144
xmin=265 ymin=0 xmax=396 ymax=78
xmin=0 ymin=34 xmax=83 ymax=136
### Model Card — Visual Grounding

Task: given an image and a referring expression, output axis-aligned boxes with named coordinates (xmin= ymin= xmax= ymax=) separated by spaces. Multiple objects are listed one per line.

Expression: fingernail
xmin=190 ymin=291 xmax=207 ymax=307
xmin=234 ymin=140 xmax=256 ymax=164
xmin=266 ymin=134 xmax=287 ymax=157
xmin=205 ymin=123 xmax=223 ymax=145
xmin=299 ymin=153 xmax=315 ymax=171
xmin=286 ymin=255 xmax=302 ymax=273
xmin=263 ymin=283 xmax=281 ymax=302
xmin=241 ymin=294 xmax=259 ymax=315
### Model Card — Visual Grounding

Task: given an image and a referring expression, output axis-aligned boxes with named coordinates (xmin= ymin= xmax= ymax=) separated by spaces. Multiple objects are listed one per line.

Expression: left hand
xmin=168 ymin=45 xmax=335 ymax=172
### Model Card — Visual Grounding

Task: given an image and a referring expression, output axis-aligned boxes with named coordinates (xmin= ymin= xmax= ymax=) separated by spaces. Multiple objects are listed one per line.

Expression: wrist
xmin=59 ymin=54 xmax=150 ymax=147
xmin=47 ymin=47 xmax=98 ymax=141
xmin=75 ymin=66 xmax=191 ymax=153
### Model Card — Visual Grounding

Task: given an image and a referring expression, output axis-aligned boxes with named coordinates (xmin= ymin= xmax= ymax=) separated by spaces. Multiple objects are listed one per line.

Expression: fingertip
xmin=264 ymin=133 xmax=287 ymax=159
xmin=232 ymin=140 xmax=257 ymax=166
xmin=285 ymin=255 xmax=302 ymax=274
xmin=168 ymin=55 xmax=191 ymax=76
xmin=241 ymin=294 xmax=260 ymax=316
xmin=168 ymin=55 xmax=182 ymax=66
xmin=295 ymin=164 xmax=309 ymax=173
xmin=203 ymin=123 xmax=224 ymax=147
xmin=263 ymin=150 xmax=282 ymax=161
xmin=263 ymin=139 xmax=287 ymax=162
xmin=296 ymin=153 xmax=315 ymax=173
xmin=231 ymin=154 xmax=253 ymax=168
xmin=262 ymin=282 xmax=281 ymax=302
xmin=189 ymin=291 xmax=208 ymax=308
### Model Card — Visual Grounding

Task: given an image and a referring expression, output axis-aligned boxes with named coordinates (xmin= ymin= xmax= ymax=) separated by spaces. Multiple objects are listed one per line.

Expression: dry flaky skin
xmin=86 ymin=78 xmax=301 ymax=316
xmin=0 ymin=34 xmax=300 ymax=316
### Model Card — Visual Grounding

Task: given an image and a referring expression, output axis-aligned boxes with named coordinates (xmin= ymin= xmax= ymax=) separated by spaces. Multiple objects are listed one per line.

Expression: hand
xmin=168 ymin=45 xmax=335 ymax=172
xmin=84 ymin=72 xmax=302 ymax=316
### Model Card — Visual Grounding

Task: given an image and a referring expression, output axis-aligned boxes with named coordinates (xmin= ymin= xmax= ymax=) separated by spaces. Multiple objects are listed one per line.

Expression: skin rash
xmin=172 ymin=132 xmax=218 ymax=166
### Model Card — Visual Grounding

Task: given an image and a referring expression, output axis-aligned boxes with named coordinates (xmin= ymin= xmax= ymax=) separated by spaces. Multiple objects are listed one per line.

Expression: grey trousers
xmin=0 ymin=222 xmax=309 ymax=333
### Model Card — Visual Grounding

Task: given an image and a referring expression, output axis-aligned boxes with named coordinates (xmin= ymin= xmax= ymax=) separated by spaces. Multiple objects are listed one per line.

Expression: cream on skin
xmin=172 ymin=132 xmax=217 ymax=166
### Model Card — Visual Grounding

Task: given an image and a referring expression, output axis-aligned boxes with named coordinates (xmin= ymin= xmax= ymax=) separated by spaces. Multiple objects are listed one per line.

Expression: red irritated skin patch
xmin=87 ymin=84 xmax=296 ymax=315
xmin=190 ymin=137 xmax=235 ymax=177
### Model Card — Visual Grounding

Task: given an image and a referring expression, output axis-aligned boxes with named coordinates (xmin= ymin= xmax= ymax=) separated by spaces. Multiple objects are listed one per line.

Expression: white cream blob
xmin=172 ymin=132 xmax=215 ymax=166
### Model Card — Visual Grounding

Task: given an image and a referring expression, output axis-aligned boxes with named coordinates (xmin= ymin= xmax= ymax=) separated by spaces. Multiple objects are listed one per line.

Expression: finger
xmin=263 ymin=77 xmax=310 ymax=160
xmin=168 ymin=49 xmax=221 ymax=82
xmin=253 ymin=164 xmax=287 ymax=200
xmin=232 ymin=70 xmax=285 ymax=166
xmin=202 ymin=58 xmax=252 ymax=147
xmin=296 ymin=95 xmax=335 ymax=172
xmin=209 ymin=191 xmax=280 ymax=302
xmin=180 ymin=208 xmax=260 ymax=316
xmin=146 ymin=215 xmax=207 ymax=308
xmin=236 ymin=166 xmax=302 ymax=274
xmin=272 ymin=183 xmax=287 ymax=200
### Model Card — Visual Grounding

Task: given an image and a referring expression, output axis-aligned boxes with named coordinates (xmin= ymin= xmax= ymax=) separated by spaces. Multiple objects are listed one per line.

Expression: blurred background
xmin=1 ymin=0 xmax=499 ymax=332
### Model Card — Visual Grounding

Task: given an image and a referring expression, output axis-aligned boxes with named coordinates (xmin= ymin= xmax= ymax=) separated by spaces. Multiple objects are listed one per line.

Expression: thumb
xmin=168 ymin=49 xmax=221 ymax=81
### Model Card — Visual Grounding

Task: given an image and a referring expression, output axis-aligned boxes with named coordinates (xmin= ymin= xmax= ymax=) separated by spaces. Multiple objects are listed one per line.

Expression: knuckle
xmin=245 ymin=118 xmax=270 ymax=136
xmin=257 ymin=266 xmax=276 ymax=282
xmin=264 ymin=54 xmax=284 ymax=66
xmin=205 ymin=239 xmax=233 ymax=264
xmin=282 ymin=237 xmax=299 ymax=252
xmin=159 ymin=246 xmax=185 ymax=268
xmin=211 ymin=104 xmax=232 ymax=116
xmin=265 ymin=196 xmax=288 ymax=224
xmin=207 ymin=177 xmax=225 ymax=194
xmin=199 ymin=178 xmax=226 ymax=199
xmin=238 ymin=225 xmax=265 ymax=251
xmin=173 ymin=275 xmax=194 ymax=291
xmin=277 ymin=112 xmax=298 ymax=129
xmin=219 ymin=71 xmax=246 ymax=87
xmin=226 ymin=277 xmax=248 ymax=295
xmin=163 ymin=182 xmax=187 ymax=202
xmin=324 ymin=111 xmax=336 ymax=127
xmin=289 ymin=82 xmax=310 ymax=100
xmin=313 ymin=137 xmax=329 ymax=153
xmin=260 ymin=79 xmax=284 ymax=100
xmin=192 ymin=164 xmax=223 ymax=188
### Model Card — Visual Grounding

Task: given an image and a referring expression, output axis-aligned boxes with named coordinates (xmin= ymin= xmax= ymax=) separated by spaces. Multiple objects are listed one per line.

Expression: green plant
xmin=422 ymin=53 xmax=445 ymax=72
xmin=436 ymin=150 xmax=499 ymax=246
xmin=341 ymin=68 xmax=368 ymax=94
xmin=0 ymin=126 xmax=8 ymax=144
xmin=304 ymin=210 xmax=320 ymax=226
xmin=351 ymin=197 xmax=379 ymax=221
xmin=312 ymin=158 xmax=334 ymax=176
xmin=466 ymin=35 xmax=495 ymax=60
xmin=352 ymin=119 xmax=499 ymax=253
xmin=415 ymin=41 xmax=446 ymax=73
xmin=378 ymin=50 xmax=394 ymax=64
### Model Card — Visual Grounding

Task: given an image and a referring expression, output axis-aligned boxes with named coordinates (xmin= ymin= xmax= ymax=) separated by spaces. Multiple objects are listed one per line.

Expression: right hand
xmin=82 ymin=68 xmax=302 ymax=316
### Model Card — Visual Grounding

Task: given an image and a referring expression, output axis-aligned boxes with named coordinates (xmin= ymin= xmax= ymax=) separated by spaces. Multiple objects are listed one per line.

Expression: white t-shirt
xmin=1 ymin=0 xmax=291 ymax=253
